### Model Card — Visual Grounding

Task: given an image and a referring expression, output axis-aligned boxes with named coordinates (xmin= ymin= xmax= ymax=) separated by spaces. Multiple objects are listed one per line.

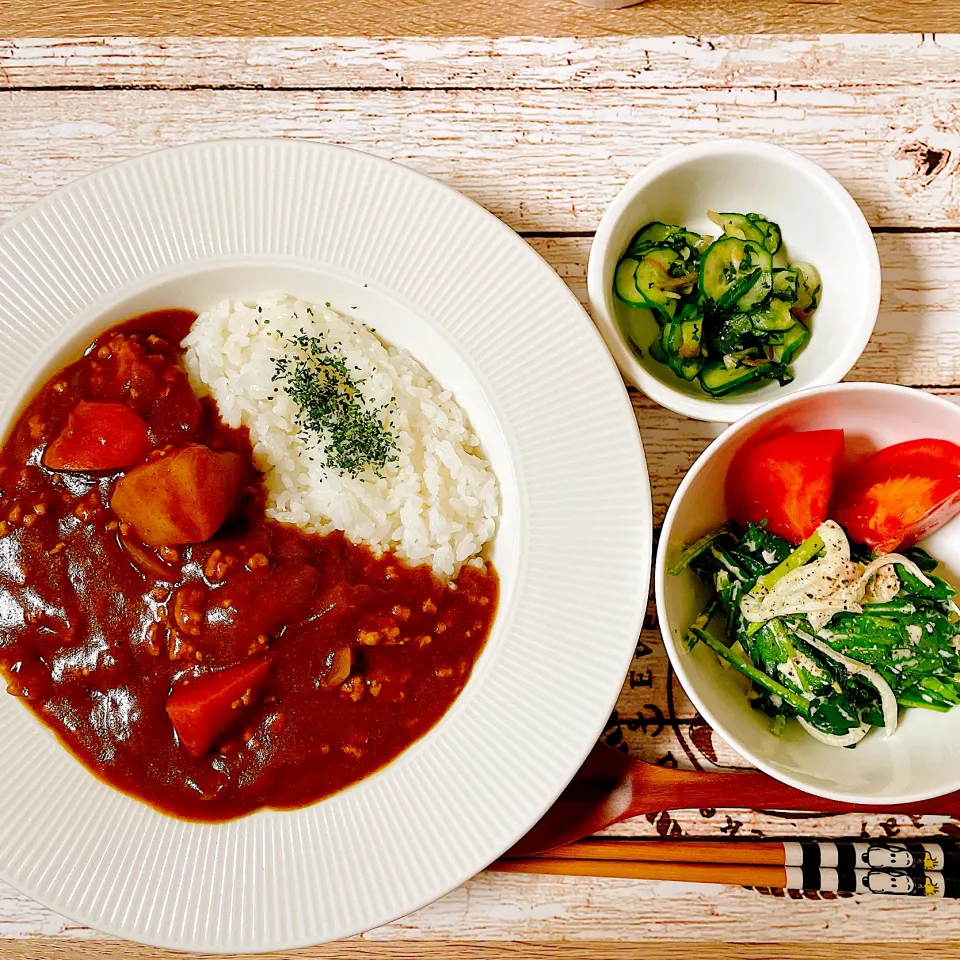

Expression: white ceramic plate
xmin=0 ymin=139 xmax=651 ymax=951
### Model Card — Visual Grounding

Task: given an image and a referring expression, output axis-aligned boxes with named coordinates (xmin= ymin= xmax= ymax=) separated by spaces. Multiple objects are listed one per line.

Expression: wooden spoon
xmin=570 ymin=0 xmax=646 ymax=7
xmin=507 ymin=743 xmax=960 ymax=857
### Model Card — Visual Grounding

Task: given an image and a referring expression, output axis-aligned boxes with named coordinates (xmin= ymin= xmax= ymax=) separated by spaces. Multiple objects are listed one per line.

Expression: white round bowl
xmin=587 ymin=140 xmax=881 ymax=422
xmin=656 ymin=382 xmax=960 ymax=804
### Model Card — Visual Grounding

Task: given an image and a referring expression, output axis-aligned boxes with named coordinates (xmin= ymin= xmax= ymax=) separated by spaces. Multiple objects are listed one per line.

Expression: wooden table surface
xmin=7 ymin=0 xmax=960 ymax=39
xmin=4 ymin=28 xmax=960 ymax=960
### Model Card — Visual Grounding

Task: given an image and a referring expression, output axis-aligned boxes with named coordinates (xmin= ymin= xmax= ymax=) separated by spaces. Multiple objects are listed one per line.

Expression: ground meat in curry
xmin=0 ymin=310 xmax=497 ymax=821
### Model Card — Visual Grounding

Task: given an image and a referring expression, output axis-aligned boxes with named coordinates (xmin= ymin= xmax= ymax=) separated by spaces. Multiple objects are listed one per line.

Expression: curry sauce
xmin=0 ymin=311 xmax=497 ymax=820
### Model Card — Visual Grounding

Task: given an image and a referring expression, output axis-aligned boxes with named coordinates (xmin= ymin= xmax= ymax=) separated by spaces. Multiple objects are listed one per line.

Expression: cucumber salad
xmin=671 ymin=429 xmax=960 ymax=746
xmin=614 ymin=212 xmax=820 ymax=398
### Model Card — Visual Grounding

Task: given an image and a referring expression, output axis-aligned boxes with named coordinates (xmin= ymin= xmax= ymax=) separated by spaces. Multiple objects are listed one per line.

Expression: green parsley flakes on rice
xmin=182 ymin=294 xmax=499 ymax=578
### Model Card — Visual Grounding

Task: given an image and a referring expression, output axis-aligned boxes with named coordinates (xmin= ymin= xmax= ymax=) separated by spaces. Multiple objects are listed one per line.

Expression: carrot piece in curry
xmin=166 ymin=655 xmax=274 ymax=757
xmin=43 ymin=400 xmax=151 ymax=472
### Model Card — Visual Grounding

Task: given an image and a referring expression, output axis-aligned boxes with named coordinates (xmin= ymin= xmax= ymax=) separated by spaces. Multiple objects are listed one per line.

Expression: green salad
xmin=671 ymin=519 xmax=960 ymax=745
xmin=613 ymin=212 xmax=820 ymax=398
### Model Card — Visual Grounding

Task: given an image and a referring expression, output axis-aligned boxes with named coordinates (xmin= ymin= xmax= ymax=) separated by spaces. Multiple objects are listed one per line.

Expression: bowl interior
xmin=659 ymin=385 xmax=960 ymax=802
xmin=597 ymin=146 xmax=877 ymax=420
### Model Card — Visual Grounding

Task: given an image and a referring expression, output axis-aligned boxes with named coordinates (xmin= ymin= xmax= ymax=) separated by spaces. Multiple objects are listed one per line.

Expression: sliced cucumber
xmin=614 ymin=208 xmax=817 ymax=400
xmin=672 ymin=355 xmax=705 ymax=381
xmin=674 ymin=299 xmax=702 ymax=320
xmin=628 ymin=223 xmax=708 ymax=258
xmin=615 ymin=254 xmax=682 ymax=317
xmin=735 ymin=267 xmax=773 ymax=313
xmin=709 ymin=211 xmax=783 ymax=256
xmin=675 ymin=230 xmax=708 ymax=249
xmin=661 ymin=316 xmax=683 ymax=355
xmin=662 ymin=306 xmax=703 ymax=354
xmin=677 ymin=317 xmax=704 ymax=358
xmin=708 ymin=211 xmax=766 ymax=245
xmin=751 ymin=298 xmax=795 ymax=332
xmin=660 ymin=230 xmax=709 ymax=259
xmin=615 ymin=257 xmax=678 ymax=325
xmin=660 ymin=317 xmax=702 ymax=378
xmin=627 ymin=221 xmax=682 ymax=253
xmin=634 ymin=247 xmax=694 ymax=319
xmin=749 ymin=214 xmax=782 ymax=256
xmin=659 ymin=312 xmax=705 ymax=381
xmin=700 ymin=359 xmax=774 ymax=397
xmin=647 ymin=337 xmax=669 ymax=363
xmin=771 ymin=320 xmax=810 ymax=364
xmin=613 ymin=257 xmax=648 ymax=307
xmin=648 ymin=334 xmax=668 ymax=364
xmin=791 ymin=261 xmax=822 ymax=319
xmin=699 ymin=236 xmax=773 ymax=312
xmin=772 ymin=267 xmax=800 ymax=303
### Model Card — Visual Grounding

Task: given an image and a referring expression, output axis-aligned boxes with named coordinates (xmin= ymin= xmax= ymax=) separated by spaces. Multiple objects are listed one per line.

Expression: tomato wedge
xmin=166 ymin=655 xmax=273 ymax=757
xmin=726 ymin=429 xmax=845 ymax=544
xmin=43 ymin=401 xmax=151 ymax=472
xmin=832 ymin=438 xmax=960 ymax=552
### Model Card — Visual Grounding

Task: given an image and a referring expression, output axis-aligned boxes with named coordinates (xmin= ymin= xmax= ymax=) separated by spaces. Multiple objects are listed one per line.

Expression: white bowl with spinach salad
xmin=588 ymin=140 xmax=880 ymax=422
xmin=656 ymin=383 xmax=960 ymax=804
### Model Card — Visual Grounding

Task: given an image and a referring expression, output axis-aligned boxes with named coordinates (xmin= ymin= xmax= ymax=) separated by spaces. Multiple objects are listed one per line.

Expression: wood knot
xmin=896 ymin=140 xmax=951 ymax=185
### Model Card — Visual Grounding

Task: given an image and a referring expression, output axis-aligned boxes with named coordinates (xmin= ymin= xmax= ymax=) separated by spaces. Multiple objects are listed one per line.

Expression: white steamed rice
xmin=182 ymin=294 xmax=499 ymax=577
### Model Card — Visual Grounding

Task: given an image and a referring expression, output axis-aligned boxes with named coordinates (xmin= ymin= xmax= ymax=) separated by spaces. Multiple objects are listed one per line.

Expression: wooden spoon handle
xmin=626 ymin=764 xmax=960 ymax=820
xmin=570 ymin=0 xmax=646 ymax=7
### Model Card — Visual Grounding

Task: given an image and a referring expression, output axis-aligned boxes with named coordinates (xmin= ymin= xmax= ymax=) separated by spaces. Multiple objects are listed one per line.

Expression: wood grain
xmin=9 ymin=940 xmax=960 ymax=960
xmin=2 ymin=35 xmax=959 ymax=90
xmin=5 ymin=941 xmax=960 ymax=960
xmin=6 ymin=0 xmax=960 ymax=40
xmin=0 ymin=86 xmax=958 ymax=232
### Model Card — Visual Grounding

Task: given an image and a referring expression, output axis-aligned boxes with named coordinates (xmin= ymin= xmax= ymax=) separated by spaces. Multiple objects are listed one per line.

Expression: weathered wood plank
xmin=6 ymin=941 xmax=960 ymax=960
xmin=371 ymin=868 xmax=960 ymax=941
xmin=0 ymin=87 xmax=958 ymax=231
xmin=7 ymin=858 xmax=960 ymax=947
xmin=1 ymin=36 xmax=959 ymax=90
xmin=5 ymin=0 xmax=958 ymax=40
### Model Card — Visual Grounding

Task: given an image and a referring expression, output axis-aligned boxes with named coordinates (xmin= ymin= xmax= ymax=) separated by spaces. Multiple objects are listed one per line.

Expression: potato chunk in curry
xmin=111 ymin=444 xmax=248 ymax=545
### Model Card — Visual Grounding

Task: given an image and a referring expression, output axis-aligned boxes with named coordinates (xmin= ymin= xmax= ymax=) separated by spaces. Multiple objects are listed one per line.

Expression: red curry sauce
xmin=0 ymin=310 xmax=497 ymax=820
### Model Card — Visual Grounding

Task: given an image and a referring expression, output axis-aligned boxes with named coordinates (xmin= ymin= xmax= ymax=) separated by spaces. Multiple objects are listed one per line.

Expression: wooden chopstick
xmin=489 ymin=856 xmax=959 ymax=897
xmin=494 ymin=857 xmax=787 ymax=886
xmin=517 ymin=838 xmax=960 ymax=872
xmin=530 ymin=839 xmax=784 ymax=865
